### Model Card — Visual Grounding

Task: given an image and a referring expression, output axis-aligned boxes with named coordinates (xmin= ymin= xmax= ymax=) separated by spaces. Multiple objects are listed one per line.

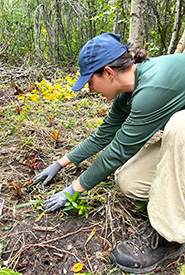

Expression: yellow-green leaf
xmin=70 ymin=262 xmax=84 ymax=272
xmin=85 ymin=228 xmax=96 ymax=246
xmin=179 ymin=264 xmax=185 ymax=275
xmin=35 ymin=211 xmax=45 ymax=221
xmin=0 ymin=268 xmax=22 ymax=275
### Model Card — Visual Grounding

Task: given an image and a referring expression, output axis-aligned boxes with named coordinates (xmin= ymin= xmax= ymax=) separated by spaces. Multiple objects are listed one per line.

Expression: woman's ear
xmin=104 ymin=66 xmax=115 ymax=81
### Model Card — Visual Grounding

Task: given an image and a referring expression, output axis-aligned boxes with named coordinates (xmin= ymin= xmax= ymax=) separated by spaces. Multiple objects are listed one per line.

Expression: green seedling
xmin=7 ymin=123 xmax=16 ymax=137
xmin=59 ymin=118 xmax=75 ymax=128
xmin=8 ymin=177 xmax=23 ymax=197
xmin=17 ymin=133 xmax=32 ymax=149
xmin=19 ymin=155 xmax=42 ymax=172
xmin=46 ymin=129 xmax=62 ymax=147
xmin=63 ymin=191 xmax=92 ymax=218
xmin=134 ymin=200 xmax=148 ymax=214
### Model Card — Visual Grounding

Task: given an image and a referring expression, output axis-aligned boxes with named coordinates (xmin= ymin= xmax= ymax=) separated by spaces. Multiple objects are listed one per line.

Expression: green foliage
xmin=134 ymin=200 xmax=148 ymax=214
xmin=0 ymin=0 xmax=130 ymax=65
xmin=17 ymin=134 xmax=32 ymax=149
xmin=0 ymin=0 xmax=183 ymax=65
xmin=0 ymin=269 xmax=22 ymax=275
xmin=63 ymin=192 xmax=92 ymax=218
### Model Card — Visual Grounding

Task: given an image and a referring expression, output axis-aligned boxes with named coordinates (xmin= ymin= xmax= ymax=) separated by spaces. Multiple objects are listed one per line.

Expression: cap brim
xmin=72 ymin=73 xmax=93 ymax=91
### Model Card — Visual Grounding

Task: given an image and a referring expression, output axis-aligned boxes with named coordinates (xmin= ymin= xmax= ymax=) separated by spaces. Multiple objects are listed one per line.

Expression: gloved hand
xmin=33 ymin=160 xmax=64 ymax=186
xmin=42 ymin=181 xmax=77 ymax=212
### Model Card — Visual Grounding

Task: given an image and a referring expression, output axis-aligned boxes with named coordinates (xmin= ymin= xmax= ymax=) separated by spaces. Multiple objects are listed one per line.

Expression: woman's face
xmin=88 ymin=65 xmax=136 ymax=100
xmin=88 ymin=67 xmax=120 ymax=100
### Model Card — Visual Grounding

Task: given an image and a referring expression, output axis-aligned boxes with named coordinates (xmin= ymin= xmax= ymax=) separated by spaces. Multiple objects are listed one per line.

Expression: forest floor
xmin=0 ymin=77 xmax=185 ymax=275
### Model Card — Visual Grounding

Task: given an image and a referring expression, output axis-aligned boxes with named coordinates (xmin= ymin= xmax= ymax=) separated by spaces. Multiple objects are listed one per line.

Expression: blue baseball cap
xmin=72 ymin=33 xmax=130 ymax=91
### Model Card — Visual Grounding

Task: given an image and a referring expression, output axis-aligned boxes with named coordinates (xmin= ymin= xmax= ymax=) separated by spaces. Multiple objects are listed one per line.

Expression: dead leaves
xmin=11 ymin=77 xmax=34 ymax=95
xmin=11 ymin=80 xmax=24 ymax=95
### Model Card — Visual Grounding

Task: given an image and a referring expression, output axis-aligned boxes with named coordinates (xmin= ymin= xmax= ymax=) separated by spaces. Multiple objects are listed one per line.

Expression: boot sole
xmin=110 ymin=244 xmax=184 ymax=274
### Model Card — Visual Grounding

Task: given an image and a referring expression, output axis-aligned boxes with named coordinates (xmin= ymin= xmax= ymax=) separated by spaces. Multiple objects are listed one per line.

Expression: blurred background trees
xmin=0 ymin=0 xmax=184 ymax=68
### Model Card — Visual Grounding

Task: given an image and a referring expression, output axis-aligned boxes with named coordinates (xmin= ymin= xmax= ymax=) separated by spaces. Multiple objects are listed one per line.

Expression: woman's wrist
xmin=73 ymin=177 xmax=86 ymax=193
xmin=58 ymin=155 xmax=72 ymax=167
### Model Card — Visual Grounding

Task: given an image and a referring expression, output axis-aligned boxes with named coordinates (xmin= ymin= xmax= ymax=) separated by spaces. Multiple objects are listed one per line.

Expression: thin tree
xmin=167 ymin=0 xmax=182 ymax=54
xmin=129 ymin=0 xmax=147 ymax=50
xmin=175 ymin=28 xmax=185 ymax=53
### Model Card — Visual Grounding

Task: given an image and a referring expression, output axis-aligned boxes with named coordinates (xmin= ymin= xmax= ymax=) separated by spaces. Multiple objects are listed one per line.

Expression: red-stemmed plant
xmin=19 ymin=155 xmax=42 ymax=172
xmin=8 ymin=177 xmax=23 ymax=197
xmin=16 ymin=106 xmax=23 ymax=114
xmin=46 ymin=129 xmax=62 ymax=147
xmin=48 ymin=114 xmax=57 ymax=127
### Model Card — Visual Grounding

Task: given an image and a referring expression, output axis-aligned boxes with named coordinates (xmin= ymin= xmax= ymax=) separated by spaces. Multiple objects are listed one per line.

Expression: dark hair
xmin=95 ymin=48 xmax=148 ymax=75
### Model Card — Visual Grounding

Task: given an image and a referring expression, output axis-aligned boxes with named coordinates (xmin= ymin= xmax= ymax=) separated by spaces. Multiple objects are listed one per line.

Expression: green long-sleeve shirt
xmin=67 ymin=53 xmax=185 ymax=190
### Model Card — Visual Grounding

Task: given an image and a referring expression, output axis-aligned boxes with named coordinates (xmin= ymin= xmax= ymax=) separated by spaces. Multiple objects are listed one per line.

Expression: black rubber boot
xmin=110 ymin=224 xmax=184 ymax=274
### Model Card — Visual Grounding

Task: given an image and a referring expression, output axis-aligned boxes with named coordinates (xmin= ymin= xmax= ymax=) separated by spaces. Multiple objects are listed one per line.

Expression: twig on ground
xmin=13 ymin=234 xmax=25 ymax=270
xmin=8 ymin=223 xmax=100 ymax=272
xmin=6 ymin=233 xmax=24 ymax=266
xmin=152 ymin=252 xmax=185 ymax=273
xmin=107 ymin=192 xmax=115 ymax=245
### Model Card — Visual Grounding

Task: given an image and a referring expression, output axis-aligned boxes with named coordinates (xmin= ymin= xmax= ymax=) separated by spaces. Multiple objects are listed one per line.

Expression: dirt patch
xmin=2 ymin=214 xmax=108 ymax=275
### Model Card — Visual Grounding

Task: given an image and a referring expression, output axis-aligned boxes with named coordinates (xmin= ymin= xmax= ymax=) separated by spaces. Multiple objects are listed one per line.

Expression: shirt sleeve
xmin=79 ymin=86 xmax=185 ymax=190
xmin=66 ymin=92 xmax=131 ymax=166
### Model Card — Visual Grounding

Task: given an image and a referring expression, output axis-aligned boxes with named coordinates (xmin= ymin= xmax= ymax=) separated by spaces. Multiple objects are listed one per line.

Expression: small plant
xmin=8 ymin=177 xmax=23 ymax=197
xmin=15 ymin=106 xmax=23 ymax=114
xmin=48 ymin=114 xmax=57 ymax=127
xmin=46 ymin=129 xmax=62 ymax=147
xmin=17 ymin=133 xmax=32 ymax=149
xmin=7 ymin=123 xmax=16 ymax=137
xmin=19 ymin=155 xmax=42 ymax=172
xmin=63 ymin=191 xmax=92 ymax=218
xmin=64 ymin=118 xmax=75 ymax=128
xmin=134 ymin=200 xmax=148 ymax=215
xmin=97 ymin=109 xmax=107 ymax=116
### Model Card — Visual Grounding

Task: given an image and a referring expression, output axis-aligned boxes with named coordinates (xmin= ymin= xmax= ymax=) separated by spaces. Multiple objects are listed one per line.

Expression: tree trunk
xmin=34 ymin=3 xmax=42 ymax=54
xmin=129 ymin=0 xmax=147 ymax=50
xmin=1 ymin=0 xmax=7 ymax=43
xmin=42 ymin=1 xmax=56 ymax=65
xmin=175 ymin=28 xmax=185 ymax=53
xmin=113 ymin=0 xmax=119 ymax=33
xmin=167 ymin=0 xmax=182 ymax=54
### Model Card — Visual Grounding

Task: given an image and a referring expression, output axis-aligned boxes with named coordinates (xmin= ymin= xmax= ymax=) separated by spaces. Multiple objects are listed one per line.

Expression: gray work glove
xmin=42 ymin=181 xmax=76 ymax=212
xmin=33 ymin=160 xmax=64 ymax=186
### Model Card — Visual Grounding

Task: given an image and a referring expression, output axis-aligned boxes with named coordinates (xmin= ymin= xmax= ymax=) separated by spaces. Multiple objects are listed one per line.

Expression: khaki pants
xmin=115 ymin=110 xmax=185 ymax=243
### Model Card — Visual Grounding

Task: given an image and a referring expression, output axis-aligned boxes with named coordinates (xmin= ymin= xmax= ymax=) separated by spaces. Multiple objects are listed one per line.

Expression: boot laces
xmin=127 ymin=222 xmax=159 ymax=255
